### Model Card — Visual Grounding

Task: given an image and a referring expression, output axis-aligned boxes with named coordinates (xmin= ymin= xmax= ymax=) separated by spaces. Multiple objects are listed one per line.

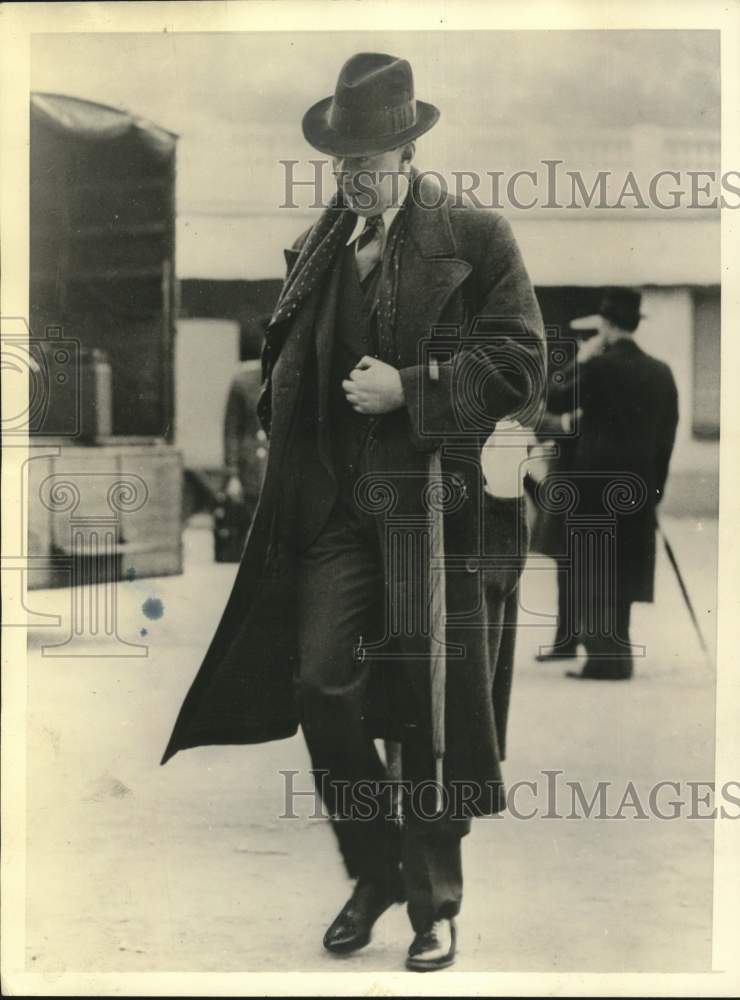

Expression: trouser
xmin=581 ymin=596 xmax=633 ymax=679
xmin=554 ymin=558 xmax=578 ymax=650
xmin=296 ymin=494 xmax=469 ymax=932
xmin=554 ymin=556 xmax=634 ymax=677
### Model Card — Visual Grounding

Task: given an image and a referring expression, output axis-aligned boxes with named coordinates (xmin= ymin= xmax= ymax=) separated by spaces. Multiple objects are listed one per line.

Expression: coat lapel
xmin=395 ymin=172 xmax=472 ymax=364
xmin=315 ymin=259 xmax=343 ymax=471
xmin=266 ymin=243 xmax=344 ymax=473
xmin=267 ymin=292 xmax=315 ymax=449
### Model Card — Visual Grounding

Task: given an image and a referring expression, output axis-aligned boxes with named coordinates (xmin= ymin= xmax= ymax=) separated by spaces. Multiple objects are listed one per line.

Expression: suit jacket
xmin=162 ymin=171 xmax=545 ymax=814
xmin=223 ymin=360 xmax=266 ymax=501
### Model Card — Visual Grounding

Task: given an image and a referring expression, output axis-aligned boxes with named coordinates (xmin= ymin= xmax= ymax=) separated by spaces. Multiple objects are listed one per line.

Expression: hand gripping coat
xmin=162 ymin=172 xmax=546 ymax=817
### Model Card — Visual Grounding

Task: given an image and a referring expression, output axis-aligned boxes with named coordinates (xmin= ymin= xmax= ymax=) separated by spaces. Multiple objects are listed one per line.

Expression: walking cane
xmin=658 ymin=523 xmax=712 ymax=666
xmin=428 ymin=445 xmax=447 ymax=814
xmin=383 ymin=446 xmax=446 ymax=819
xmin=384 ymin=740 xmax=404 ymax=825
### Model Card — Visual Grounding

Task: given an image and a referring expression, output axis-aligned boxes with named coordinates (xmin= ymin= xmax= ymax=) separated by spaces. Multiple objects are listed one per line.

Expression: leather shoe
xmin=323 ymin=878 xmax=401 ymax=954
xmin=406 ymin=917 xmax=456 ymax=972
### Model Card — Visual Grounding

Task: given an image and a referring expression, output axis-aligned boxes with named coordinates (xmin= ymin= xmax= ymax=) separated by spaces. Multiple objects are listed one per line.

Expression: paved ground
xmin=23 ymin=515 xmax=717 ymax=975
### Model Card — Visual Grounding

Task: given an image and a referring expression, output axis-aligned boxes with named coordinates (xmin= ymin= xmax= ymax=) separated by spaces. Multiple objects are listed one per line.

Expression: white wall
xmin=637 ymin=287 xmax=719 ymax=515
xmin=174 ymin=319 xmax=240 ymax=468
xmin=176 ymin=212 xmax=721 ymax=286
xmin=638 ymin=287 xmax=718 ymax=476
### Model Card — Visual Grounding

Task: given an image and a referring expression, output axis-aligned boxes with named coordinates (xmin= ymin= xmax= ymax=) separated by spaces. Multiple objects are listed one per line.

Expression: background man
xmin=212 ymin=357 xmax=268 ymax=563
xmin=542 ymin=288 xmax=679 ymax=680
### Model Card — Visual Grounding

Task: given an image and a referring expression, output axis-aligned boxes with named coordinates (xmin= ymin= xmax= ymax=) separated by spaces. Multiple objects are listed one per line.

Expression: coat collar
xmin=405 ymin=168 xmax=460 ymax=260
xmin=606 ymin=336 xmax=642 ymax=356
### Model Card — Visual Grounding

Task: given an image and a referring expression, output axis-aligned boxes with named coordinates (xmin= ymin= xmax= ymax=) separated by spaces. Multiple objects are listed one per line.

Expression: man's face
xmin=332 ymin=147 xmax=408 ymax=216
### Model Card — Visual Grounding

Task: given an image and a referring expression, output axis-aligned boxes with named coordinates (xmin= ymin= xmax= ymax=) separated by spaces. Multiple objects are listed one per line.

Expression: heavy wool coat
xmin=162 ymin=172 xmax=545 ymax=814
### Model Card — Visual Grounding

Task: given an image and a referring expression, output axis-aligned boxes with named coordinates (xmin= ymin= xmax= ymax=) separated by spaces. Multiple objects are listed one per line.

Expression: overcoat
xmin=547 ymin=337 xmax=679 ymax=603
xmin=162 ymin=172 xmax=545 ymax=815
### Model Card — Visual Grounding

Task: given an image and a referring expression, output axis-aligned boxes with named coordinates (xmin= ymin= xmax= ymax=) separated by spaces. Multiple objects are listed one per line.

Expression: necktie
xmin=355 ymin=214 xmax=385 ymax=282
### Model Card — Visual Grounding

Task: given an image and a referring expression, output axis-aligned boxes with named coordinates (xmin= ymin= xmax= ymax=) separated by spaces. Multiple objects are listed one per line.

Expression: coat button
xmin=465 ymin=557 xmax=480 ymax=573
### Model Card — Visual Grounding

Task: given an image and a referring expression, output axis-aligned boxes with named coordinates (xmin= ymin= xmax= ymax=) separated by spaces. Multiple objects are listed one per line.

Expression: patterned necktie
xmin=355 ymin=214 xmax=385 ymax=282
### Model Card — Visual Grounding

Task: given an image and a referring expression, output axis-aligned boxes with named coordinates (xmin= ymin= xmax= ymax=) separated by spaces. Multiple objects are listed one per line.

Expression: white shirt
xmin=481 ymin=420 xmax=531 ymax=498
xmin=345 ymin=172 xmax=411 ymax=254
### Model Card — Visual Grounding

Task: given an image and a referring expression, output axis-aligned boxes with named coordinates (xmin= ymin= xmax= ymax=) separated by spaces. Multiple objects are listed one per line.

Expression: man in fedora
xmin=540 ymin=288 xmax=679 ymax=680
xmin=163 ymin=52 xmax=545 ymax=970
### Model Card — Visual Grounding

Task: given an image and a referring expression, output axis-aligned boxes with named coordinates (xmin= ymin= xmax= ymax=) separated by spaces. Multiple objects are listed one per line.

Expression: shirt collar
xmin=345 ymin=172 xmax=410 ymax=247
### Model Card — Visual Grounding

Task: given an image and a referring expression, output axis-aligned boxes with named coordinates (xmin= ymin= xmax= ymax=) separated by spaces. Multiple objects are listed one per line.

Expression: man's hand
xmin=536 ymin=411 xmax=565 ymax=438
xmin=577 ymin=330 xmax=608 ymax=364
xmin=225 ymin=475 xmax=244 ymax=501
xmin=342 ymin=356 xmax=405 ymax=415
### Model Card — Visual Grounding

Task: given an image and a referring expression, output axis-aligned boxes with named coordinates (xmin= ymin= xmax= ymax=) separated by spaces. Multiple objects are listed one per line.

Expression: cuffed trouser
xmin=582 ymin=597 xmax=633 ymax=679
xmin=555 ymin=558 xmax=579 ymax=650
xmin=297 ymin=497 xmax=469 ymax=932
xmin=556 ymin=554 xmax=634 ymax=677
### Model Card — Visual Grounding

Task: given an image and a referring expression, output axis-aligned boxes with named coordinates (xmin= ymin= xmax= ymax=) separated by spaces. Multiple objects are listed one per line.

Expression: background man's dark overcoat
xmin=162 ymin=172 xmax=545 ymax=815
xmin=547 ymin=336 xmax=679 ymax=606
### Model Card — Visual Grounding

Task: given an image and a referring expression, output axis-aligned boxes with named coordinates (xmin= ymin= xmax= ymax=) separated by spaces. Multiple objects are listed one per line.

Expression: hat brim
xmin=570 ymin=310 xmax=646 ymax=330
xmin=569 ymin=314 xmax=602 ymax=330
xmin=302 ymin=97 xmax=440 ymax=157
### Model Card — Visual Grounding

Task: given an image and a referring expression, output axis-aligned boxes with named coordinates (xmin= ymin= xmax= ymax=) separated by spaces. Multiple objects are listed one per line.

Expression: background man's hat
xmin=302 ymin=52 xmax=440 ymax=157
xmin=570 ymin=287 xmax=644 ymax=333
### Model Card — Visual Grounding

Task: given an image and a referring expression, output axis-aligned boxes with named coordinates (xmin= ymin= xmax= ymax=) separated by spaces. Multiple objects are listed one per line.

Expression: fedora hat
xmin=302 ymin=52 xmax=440 ymax=157
xmin=570 ymin=287 xmax=645 ymax=334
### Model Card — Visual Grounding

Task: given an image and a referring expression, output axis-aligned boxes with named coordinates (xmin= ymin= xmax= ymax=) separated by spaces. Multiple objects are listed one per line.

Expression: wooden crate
xmin=27 ymin=442 xmax=183 ymax=589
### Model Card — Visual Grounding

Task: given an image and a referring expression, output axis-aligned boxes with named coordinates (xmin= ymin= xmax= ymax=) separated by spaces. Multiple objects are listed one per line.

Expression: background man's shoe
xmin=323 ymin=878 xmax=399 ymax=954
xmin=406 ymin=918 xmax=456 ymax=971
xmin=566 ymin=660 xmax=632 ymax=680
xmin=535 ymin=644 xmax=578 ymax=662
